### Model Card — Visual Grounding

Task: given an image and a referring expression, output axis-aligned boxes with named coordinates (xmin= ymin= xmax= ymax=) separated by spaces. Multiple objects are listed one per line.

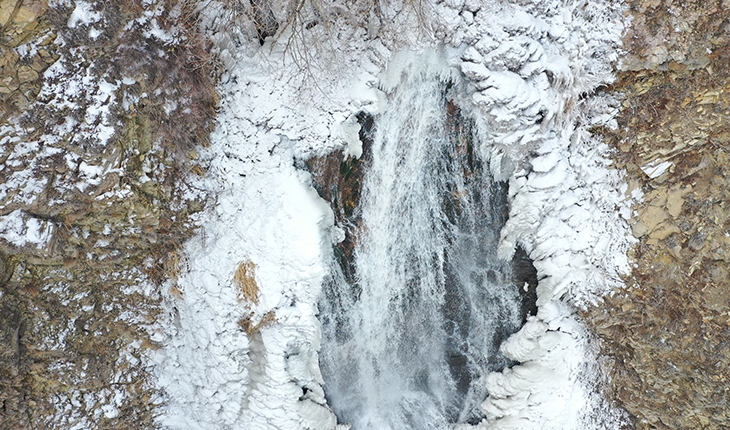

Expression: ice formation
xmin=152 ymin=0 xmax=634 ymax=429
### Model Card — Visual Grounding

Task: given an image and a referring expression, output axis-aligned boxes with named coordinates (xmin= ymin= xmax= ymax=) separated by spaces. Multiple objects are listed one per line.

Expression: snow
xmin=38 ymin=51 xmax=121 ymax=147
xmin=461 ymin=1 xmax=634 ymax=426
xmin=336 ymin=115 xmax=363 ymax=159
xmin=67 ymin=1 xmax=101 ymax=29
xmin=152 ymin=9 xmax=375 ymax=429
xmin=151 ymin=0 xmax=634 ymax=429
xmin=641 ymin=159 xmax=673 ymax=179
xmin=0 ymin=209 xmax=53 ymax=248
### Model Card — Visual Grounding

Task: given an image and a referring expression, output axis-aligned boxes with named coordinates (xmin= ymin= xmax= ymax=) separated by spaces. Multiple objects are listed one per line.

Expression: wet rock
xmin=511 ymin=246 xmax=538 ymax=322
xmin=305 ymin=111 xmax=374 ymax=285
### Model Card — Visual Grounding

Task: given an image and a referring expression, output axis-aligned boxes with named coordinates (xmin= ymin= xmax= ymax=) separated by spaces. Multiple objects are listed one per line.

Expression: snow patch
xmin=641 ymin=159 xmax=673 ymax=179
xmin=67 ymin=1 xmax=101 ymax=28
xmin=0 ymin=209 xmax=54 ymax=249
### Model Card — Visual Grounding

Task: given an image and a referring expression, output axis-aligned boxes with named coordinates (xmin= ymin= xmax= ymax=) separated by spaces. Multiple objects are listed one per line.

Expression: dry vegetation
xmin=234 ymin=259 xmax=259 ymax=304
xmin=233 ymin=259 xmax=278 ymax=335
xmin=238 ymin=310 xmax=276 ymax=335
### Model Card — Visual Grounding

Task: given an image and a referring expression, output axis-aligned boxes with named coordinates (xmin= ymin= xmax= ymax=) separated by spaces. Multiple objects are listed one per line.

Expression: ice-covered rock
xmin=452 ymin=0 xmax=633 ymax=429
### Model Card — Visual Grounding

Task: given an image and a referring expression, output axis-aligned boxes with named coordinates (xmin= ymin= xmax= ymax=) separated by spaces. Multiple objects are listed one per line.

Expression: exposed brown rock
xmin=0 ymin=0 xmax=56 ymax=118
xmin=305 ymin=111 xmax=374 ymax=284
xmin=583 ymin=2 xmax=730 ymax=428
xmin=16 ymin=65 xmax=37 ymax=83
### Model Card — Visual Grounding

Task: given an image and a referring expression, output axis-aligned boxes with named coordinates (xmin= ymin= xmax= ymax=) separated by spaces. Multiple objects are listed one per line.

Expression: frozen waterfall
xmin=319 ymin=54 xmax=525 ymax=429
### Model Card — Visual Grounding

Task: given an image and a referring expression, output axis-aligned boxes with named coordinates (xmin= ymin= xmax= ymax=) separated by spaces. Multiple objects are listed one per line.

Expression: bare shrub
xmin=114 ymin=0 xmax=219 ymax=160
xmin=193 ymin=0 xmax=431 ymax=91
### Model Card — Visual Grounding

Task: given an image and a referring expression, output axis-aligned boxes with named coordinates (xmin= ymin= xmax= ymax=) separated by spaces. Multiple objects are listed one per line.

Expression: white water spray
xmin=320 ymin=53 xmax=525 ymax=429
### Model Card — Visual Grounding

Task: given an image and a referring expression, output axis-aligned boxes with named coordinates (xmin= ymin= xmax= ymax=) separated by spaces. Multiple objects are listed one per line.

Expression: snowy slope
xmin=153 ymin=1 xmax=634 ymax=429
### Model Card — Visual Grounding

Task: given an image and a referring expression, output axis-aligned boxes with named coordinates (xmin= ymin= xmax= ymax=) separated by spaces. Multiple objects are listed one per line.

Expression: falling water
xmin=319 ymin=54 xmax=524 ymax=429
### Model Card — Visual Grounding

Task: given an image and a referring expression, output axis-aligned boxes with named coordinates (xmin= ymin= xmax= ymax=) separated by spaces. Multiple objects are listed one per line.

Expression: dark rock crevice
xmin=304 ymin=111 xmax=374 ymax=287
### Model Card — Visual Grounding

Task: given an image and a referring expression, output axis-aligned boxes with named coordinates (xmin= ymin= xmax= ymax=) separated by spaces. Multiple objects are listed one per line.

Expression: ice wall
xmin=447 ymin=1 xmax=634 ymax=428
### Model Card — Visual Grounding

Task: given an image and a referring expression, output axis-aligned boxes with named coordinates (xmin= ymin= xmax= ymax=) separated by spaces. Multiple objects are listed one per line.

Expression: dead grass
xmin=233 ymin=260 xmax=276 ymax=335
xmin=233 ymin=260 xmax=259 ymax=304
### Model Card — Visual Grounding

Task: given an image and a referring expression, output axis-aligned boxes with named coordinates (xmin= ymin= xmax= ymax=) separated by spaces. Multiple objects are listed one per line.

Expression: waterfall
xmin=319 ymin=53 xmax=524 ymax=429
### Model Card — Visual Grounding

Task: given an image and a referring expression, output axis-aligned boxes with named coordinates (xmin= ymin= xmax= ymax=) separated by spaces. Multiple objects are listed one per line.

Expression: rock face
xmin=0 ymin=0 xmax=57 ymax=115
xmin=0 ymin=1 xmax=217 ymax=427
xmin=305 ymin=111 xmax=374 ymax=286
xmin=583 ymin=2 xmax=730 ymax=428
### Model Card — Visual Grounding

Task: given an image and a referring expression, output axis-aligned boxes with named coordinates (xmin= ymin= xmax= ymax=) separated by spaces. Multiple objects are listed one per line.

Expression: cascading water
xmin=319 ymin=53 xmax=525 ymax=429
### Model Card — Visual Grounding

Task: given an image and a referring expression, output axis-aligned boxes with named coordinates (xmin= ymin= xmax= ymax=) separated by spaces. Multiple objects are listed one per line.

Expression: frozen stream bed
xmin=153 ymin=1 xmax=635 ymax=429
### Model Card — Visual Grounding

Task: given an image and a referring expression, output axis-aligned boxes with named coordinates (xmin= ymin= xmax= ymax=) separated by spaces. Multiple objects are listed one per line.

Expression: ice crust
xmin=451 ymin=1 xmax=633 ymax=428
xmin=153 ymin=0 xmax=633 ymax=429
xmin=152 ymin=90 xmax=345 ymax=428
